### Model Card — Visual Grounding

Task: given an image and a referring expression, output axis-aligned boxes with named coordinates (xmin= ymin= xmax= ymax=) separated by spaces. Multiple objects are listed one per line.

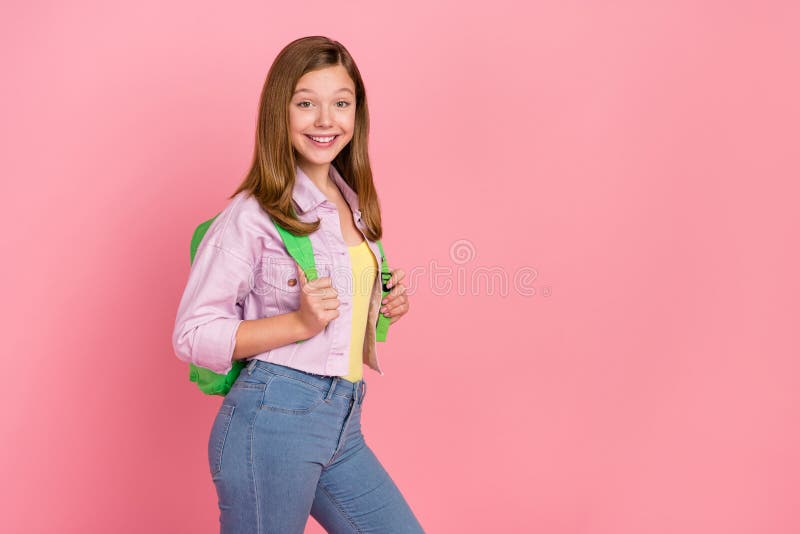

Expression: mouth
xmin=305 ymin=134 xmax=338 ymax=147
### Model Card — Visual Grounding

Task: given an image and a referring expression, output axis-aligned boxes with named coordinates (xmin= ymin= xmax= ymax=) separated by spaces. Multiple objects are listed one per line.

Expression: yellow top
xmin=340 ymin=239 xmax=377 ymax=383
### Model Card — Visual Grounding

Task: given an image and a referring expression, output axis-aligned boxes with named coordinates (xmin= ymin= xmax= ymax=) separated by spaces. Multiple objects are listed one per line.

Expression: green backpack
xmin=187 ymin=213 xmax=392 ymax=396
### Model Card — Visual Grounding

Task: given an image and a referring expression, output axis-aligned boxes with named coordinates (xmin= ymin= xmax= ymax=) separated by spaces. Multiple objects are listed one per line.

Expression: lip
xmin=305 ymin=134 xmax=338 ymax=147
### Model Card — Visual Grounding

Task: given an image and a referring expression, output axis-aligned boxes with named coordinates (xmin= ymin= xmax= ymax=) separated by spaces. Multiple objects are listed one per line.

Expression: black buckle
xmin=381 ymin=270 xmax=392 ymax=293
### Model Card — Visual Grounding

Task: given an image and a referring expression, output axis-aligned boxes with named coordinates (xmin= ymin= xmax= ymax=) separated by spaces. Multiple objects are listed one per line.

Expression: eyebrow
xmin=293 ymin=87 xmax=355 ymax=96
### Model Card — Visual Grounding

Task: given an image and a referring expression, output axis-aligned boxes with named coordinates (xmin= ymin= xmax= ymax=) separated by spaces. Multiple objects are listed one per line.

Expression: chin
xmin=299 ymin=153 xmax=335 ymax=165
xmin=297 ymin=147 xmax=342 ymax=164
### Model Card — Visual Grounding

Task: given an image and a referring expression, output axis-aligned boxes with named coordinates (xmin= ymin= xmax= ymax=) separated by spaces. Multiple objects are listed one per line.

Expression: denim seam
xmin=265 ymin=371 xmax=327 ymax=391
xmin=318 ymin=480 xmax=363 ymax=533
xmin=212 ymin=403 xmax=235 ymax=476
xmin=259 ymin=375 xmax=324 ymax=415
xmin=249 ymin=389 xmax=263 ymax=532
xmin=260 ymin=403 xmax=322 ymax=416
xmin=230 ymin=382 xmax=265 ymax=391
xmin=257 ymin=368 xmax=354 ymax=399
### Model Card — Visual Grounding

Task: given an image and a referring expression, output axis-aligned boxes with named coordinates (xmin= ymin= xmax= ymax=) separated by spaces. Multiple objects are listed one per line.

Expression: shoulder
xmin=199 ymin=191 xmax=279 ymax=267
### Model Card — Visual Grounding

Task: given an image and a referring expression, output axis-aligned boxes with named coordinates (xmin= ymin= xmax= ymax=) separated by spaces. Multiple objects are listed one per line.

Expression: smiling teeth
xmin=309 ymin=135 xmax=336 ymax=142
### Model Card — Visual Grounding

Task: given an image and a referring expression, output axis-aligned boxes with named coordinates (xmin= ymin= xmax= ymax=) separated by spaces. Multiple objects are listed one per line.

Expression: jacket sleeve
xmin=172 ymin=242 xmax=253 ymax=374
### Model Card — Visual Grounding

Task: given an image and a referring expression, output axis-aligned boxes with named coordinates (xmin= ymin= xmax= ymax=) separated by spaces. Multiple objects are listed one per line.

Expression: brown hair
xmin=230 ymin=35 xmax=383 ymax=241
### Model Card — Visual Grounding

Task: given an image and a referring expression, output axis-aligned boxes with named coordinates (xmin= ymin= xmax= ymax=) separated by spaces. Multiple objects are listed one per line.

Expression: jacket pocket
xmin=254 ymin=258 xmax=297 ymax=315
xmin=261 ymin=258 xmax=333 ymax=315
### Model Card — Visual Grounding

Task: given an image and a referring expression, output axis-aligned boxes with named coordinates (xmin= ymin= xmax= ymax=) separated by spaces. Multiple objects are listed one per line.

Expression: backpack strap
xmin=190 ymin=213 xmax=219 ymax=264
xmin=273 ymin=223 xmax=392 ymax=343
xmin=271 ymin=220 xmax=318 ymax=344
xmin=190 ymin=215 xmax=390 ymax=348
xmin=375 ymin=239 xmax=391 ymax=342
xmin=272 ymin=220 xmax=318 ymax=281
xmin=187 ymin=212 xmax=243 ymax=396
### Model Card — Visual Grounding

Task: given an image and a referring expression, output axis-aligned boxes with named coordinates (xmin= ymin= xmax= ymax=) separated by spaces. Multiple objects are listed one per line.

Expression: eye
xmin=296 ymin=100 xmax=351 ymax=109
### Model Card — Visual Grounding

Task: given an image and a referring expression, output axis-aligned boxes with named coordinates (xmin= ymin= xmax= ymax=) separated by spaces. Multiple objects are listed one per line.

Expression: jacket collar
xmin=292 ymin=162 xmax=361 ymax=220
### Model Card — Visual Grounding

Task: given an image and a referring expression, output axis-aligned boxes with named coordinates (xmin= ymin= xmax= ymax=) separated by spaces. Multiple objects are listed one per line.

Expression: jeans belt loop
xmin=325 ymin=376 xmax=339 ymax=402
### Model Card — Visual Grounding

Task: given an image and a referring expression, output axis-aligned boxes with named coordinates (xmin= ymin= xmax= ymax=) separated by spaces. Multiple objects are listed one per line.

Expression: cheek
xmin=288 ymin=132 xmax=304 ymax=152
xmin=289 ymin=124 xmax=309 ymax=150
xmin=289 ymin=109 xmax=310 ymax=131
xmin=340 ymin=114 xmax=356 ymax=131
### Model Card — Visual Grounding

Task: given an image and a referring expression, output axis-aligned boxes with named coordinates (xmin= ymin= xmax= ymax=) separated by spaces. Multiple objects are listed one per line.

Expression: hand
xmin=294 ymin=261 xmax=340 ymax=337
xmin=380 ymin=268 xmax=409 ymax=325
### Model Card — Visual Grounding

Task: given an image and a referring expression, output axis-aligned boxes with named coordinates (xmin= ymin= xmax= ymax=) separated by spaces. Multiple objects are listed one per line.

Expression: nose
xmin=315 ymin=107 xmax=332 ymax=127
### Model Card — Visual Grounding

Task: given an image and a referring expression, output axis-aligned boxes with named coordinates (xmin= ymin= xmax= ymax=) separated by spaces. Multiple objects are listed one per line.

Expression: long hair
xmin=230 ymin=35 xmax=382 ymax=241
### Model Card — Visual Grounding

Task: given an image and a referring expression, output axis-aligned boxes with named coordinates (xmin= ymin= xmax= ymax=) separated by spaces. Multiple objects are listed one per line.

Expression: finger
xmin=384 ymin=299 xmax=408 ymax=319
xmin=307 ymin=276 xmax=334 ymax=291
xmin=381 ymin=283 xmax=406 ymax=305
xmin=295 ymin=261 xmax=307 ymax=286
xmin=320 ymin=298 xmax=341 ymax=310
xmin=381 ymin=295 xmax=407 ymax=315
xmin=305 ymin=284 xmax=338 ymax=304
xmin=386 ymin=268 xmax=405 ymax=289
xmin=317 ymin=287 xmax=339 ymax=299
xmin=298 ymin=266 xmax=332 ymax=297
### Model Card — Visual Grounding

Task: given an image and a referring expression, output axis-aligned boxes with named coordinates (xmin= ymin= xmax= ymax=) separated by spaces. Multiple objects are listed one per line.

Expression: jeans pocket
xmin=259 ymin=374 xmax=326 ymax=415
xmin=208 ymin=403 xmax=235 ymax=476
xmin=230 ymin=368 xmax=270 ymax=391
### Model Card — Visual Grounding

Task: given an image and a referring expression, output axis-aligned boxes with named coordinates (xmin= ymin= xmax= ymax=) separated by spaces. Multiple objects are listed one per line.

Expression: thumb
xmin=295 ymin=260 xmax=307 ymax=286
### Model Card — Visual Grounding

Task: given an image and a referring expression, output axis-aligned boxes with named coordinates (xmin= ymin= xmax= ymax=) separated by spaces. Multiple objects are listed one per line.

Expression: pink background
xmin=2 ymin=1 xmax=799 ymax=533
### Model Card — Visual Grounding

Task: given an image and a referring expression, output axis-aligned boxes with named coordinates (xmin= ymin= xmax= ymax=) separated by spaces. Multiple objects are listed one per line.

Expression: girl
xmin=172 ymin=36 xmax=425 ymax=533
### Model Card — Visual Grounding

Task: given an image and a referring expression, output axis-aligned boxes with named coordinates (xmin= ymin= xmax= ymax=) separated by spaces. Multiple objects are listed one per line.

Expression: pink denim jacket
xmin=172 ymin=163 xmax=387 ymax=377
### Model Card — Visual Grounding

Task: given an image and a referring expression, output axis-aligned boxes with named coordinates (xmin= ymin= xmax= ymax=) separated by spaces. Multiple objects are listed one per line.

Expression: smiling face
xmin=289 ymin=64 xmax=357 ymax=170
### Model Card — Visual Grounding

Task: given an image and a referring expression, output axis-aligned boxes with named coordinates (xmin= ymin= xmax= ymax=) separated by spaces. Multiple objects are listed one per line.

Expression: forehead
xmin=293 ymin=66 xmax=355 ymax=96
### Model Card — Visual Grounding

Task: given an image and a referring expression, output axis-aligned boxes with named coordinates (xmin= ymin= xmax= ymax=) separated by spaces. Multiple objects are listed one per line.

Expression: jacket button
xmin=287 ymin=278 xmax=297 ymax=286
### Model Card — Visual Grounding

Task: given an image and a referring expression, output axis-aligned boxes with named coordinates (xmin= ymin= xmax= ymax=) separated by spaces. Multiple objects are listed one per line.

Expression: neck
xmin=298 ymin=161 xmax=335 ymax=193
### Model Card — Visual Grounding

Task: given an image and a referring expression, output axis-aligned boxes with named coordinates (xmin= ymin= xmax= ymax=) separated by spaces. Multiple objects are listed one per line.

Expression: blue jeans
xmin=208 ymin=359 xmax=426 ymax=533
